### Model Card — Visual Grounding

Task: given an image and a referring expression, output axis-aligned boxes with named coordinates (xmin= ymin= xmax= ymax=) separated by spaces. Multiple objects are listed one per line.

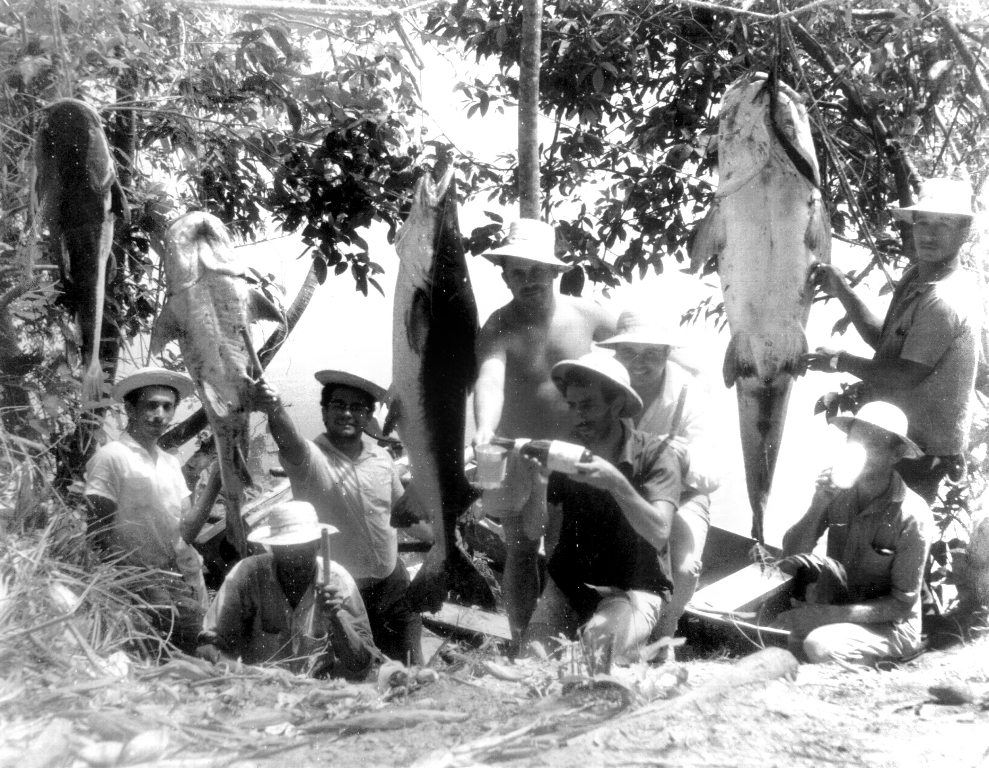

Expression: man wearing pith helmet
xmin=84 ymin=366 xmax=208 ymax=653
xmin=521 ymin=352 xmax=684 ymax=664
xmin=802 ymin=177 xmax=982 ymax=504
xmin=474 ymin=218 xmax=616 ymax=650
xmin=774 ymin=402 xmax=932 ymax=667
xmin=254 ymin=368 xmax=422 ymax=664
xmin=198 ymin=500 xmax=377 ymax=680
xmin=598 ymin=307 xmax=722 ymax=661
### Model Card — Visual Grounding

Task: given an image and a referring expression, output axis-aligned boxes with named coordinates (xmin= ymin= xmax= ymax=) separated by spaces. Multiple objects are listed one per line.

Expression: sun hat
xmin=247 ymin=500 xmax=339 ymax=546
xmin=482 ymin=220 xmax=567 ymax=267
xmin=315 ymin=369 xmax=387 ymax=403
xmin=890 ymin=178 xmax=975 ymax=222
xmin=828 ymin=401 xmax=923 ymax=460
xmin=596 ymin=309 xmax=687 ymax=349
xmin=112 ymin=366 xmax=195 ymax=402
xmin=551 ymin=352 xmax=644 ymax=418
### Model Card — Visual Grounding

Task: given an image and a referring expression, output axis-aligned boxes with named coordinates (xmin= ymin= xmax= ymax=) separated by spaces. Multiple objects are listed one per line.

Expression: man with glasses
xmin=255 ymin=370 xmax=422 ymax=664
xmin=773 ymin=402 xmax=932 ymax=667
xmin=801 ymin=178 xmax=981 ymax=504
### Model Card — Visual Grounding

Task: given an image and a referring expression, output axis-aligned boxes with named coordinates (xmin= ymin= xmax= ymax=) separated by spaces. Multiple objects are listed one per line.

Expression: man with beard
xmin=520 ymin=353 xmax=683 ymax=663
xmin=85 ymin=366 xmax=208 ymax=653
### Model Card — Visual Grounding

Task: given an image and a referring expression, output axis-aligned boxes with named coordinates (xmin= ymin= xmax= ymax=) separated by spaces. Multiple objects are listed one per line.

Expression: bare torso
xmin=477 ymin=295 xmax=615 ymax=440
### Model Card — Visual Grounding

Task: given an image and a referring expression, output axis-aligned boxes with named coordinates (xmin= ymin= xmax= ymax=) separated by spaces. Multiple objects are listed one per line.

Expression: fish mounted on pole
xmin=150 ymin=212 xmax=285 ymax=557
xmin=689 ymin=72 xmax=831 ymax=542
xmin=34 ymin=98 xmax=130 ymax=406
xmin=392 ymin=166 xmax=496 ymax=613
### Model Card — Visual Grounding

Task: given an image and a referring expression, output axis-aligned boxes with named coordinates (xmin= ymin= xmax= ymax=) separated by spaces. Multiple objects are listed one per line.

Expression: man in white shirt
xmin=85 ymin=366 xmax=208 ymax=653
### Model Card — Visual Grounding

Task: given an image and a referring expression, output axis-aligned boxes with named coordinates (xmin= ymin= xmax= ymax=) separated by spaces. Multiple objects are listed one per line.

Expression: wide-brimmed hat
xmin=891 ymin=178 xmax=975 ymax=222
xmin=315 ymin=370 xmax=387 ymax=403
xmin=247 ymin=500 xmax=338 ymax=546
xmin=112 ymin=366 xmax=195 ymax=402
xmin=596 ymin=309 xmax=686 ymax=349
xmin=828 ymin=401 xmax=923 ymax=460
xmin=482 ymin=220 xmax=567 ymax=268
xmin=551 ymin=352 xmax=643 ymax=418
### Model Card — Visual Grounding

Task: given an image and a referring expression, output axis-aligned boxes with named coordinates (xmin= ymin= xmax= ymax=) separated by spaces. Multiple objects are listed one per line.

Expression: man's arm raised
xmin=254 ymin=379 xmax=308 ymax=466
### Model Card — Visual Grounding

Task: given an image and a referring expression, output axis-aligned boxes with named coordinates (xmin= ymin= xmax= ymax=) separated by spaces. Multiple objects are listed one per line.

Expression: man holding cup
xmin=773 ymin=402 xmax=932 ymax=666
xmin=474 ymin=219 xmax=616 ymax=648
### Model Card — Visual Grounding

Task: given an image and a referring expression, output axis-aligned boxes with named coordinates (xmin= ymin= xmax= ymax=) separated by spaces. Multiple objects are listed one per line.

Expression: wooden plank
xmin=194 ymin=479 xmax=293 ymax=546
xmin=422 ymin=603 xmax=512 ymax=641
xmin=688 ymin=563 xmax=793 ymax=615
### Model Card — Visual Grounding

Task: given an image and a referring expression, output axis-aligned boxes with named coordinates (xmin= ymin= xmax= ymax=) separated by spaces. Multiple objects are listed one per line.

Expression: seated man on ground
xmin=774 ymin=402 xmax=933 ymax=666
xmin=197 ymin=501 xmax=379 ymax=681
xmin=598 ymin=308 xmax=722 ymax=661
xmin=85 ymin=366 xmax=209 ymax=654
xmin=521 ymin=353 xmax=683 ymax=663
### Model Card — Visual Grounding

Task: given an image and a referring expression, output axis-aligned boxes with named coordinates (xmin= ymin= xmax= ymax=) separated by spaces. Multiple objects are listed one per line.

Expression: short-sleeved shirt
xmin=631 ymin=361 xmax=721 ymax=494
xmin=873 ymin=265 xmax=980 ymax=455
xmin=797 ymin=474 xmax=932 ymax=635
xmin=201 ymin=554 xmax=375 ymax=677
xmin=546 ymin=427 xmax=680 ymax=611
xmin=85 ymin=432 xmax=197 ymax=572
xmin=281 ymin=434 xmax=403 ymax=581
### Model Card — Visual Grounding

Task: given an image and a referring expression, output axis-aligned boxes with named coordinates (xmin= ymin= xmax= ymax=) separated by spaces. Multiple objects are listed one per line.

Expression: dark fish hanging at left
xmin=34 ymin=98 xmax=130 ymax=405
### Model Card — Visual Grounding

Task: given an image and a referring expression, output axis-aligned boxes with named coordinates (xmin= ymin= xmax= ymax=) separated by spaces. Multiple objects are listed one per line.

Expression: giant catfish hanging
xmin=392 ymin=167 xmax=496 ymax=613
xmin=689 ymin=72 xmax=831 ymax=542
xmin=34 ymin=98 xmax=129 ymax=405
xmin=150 ymin=212 xmax=284 ymax=557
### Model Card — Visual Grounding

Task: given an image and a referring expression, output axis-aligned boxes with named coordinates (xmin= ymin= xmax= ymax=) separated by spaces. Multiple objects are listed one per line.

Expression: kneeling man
xmin=775 ymin=402 xmax=933 ymax=666
xmin=522 ymin=353 xmax=683 ymax=663
xmin=198 ymin=501 xmax=378 ymax=681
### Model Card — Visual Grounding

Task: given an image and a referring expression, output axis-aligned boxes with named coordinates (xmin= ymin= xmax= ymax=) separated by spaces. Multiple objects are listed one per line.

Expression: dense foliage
xmin=424 ymin=0 xmax=989 ymax=287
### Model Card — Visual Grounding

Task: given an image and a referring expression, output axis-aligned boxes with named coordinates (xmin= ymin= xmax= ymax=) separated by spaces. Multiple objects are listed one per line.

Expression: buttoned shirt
xmin=202 ymin=554 xmax=374 ymax=676
xmin=630 ymin=361 xmax=721 ymax=494
xmin=873 ymin=264 xmax=980 ymax=455
xmin=546 ymin=426 xmax=681 ymax=612
xmin=791 ymin=473 xmax=932 ymax=635
xmin=281 ymin=434 xmax=403 ymax=581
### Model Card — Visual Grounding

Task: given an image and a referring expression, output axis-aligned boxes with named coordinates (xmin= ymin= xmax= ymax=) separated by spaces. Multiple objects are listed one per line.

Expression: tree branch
xmin=924 ymin=0 xmax=989 ymax=115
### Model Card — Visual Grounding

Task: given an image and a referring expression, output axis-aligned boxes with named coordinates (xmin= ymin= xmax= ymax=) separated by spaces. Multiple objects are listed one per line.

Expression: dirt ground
xmin=3 ymin=625 xmax=988 ymax=768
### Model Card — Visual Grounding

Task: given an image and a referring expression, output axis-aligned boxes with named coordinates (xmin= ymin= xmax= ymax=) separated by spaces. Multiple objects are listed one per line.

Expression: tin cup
xmin=474 ymin=444 xmax=508 ymax=489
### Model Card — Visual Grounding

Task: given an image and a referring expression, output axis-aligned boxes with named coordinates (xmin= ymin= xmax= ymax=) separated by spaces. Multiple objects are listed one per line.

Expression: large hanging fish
xmin=150 ymin=212 xmax=284 ymax=556
xmin=392 ymin=167 xmax=496 ymax=613
xmin=690 ymin=72 xmax=831 ymax=542
xmin=34 ymin=98 xmax=129 ymax=405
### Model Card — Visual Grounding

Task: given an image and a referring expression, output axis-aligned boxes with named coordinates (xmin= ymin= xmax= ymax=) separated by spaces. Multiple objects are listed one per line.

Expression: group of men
xmin=84 ymin=176 xmax=981 ymax=675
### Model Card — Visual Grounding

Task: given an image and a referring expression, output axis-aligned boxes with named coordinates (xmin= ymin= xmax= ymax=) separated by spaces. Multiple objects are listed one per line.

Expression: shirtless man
xmin=474 ymin=219 xmax=615 ymax=646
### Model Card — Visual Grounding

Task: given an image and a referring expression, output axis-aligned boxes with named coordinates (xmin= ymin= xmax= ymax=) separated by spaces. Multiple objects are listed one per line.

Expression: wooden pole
xmin=518 ymin=0 xmax=542 ymax=219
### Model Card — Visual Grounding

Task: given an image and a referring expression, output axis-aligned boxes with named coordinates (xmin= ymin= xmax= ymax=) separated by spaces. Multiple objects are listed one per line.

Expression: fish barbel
xmin=150 ymin=212 xmax=284 ymax=556
xmin=34 ymin=98 xmax=129 ymax=406
xmin=392 ymin=168 xmax=496 ymax=612
xmin=690 ymin=72 xmax=831 ymax=542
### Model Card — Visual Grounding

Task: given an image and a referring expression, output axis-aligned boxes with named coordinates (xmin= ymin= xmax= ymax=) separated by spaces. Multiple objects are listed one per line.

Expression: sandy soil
xmin=4 ymin=631 xmax=987 ymax=768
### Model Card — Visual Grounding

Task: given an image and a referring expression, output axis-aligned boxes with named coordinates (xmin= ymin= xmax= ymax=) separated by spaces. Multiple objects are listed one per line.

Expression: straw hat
xmin=891 ymin=178 xmax=975 ymax=222
xmin=482 ymin=220 xmax=567 ymax=267
xmin=112 ymin=366 xmax=195 ymax=402
xmin=596 ymin=309 xmax=686 ymax=349
xmin=828 ymin=401 xmax=923 ymax=460
xmin=315 ymin=369 xmax=387 ymax=403
xmin=551 ymin=352 xmax=644 ymax=418
xmin=248 ymin=501 xmax=338 ymax=547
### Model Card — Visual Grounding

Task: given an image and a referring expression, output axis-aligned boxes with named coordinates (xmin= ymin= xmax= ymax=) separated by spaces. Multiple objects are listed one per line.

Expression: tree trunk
xmin=518 ymin=0 xmax=542 ymax=220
